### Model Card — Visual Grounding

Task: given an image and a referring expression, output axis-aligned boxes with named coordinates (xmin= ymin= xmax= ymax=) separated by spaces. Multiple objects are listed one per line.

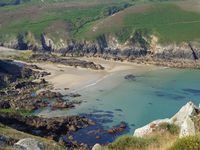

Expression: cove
xmin=37 ymin=67 xmax=200 ymax=147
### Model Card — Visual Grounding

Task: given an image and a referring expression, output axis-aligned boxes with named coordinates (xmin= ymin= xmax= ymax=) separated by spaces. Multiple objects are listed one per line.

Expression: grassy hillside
xmin=0 ymin=124 xmax=65 ymax=150
xmin=0 ymin=0 xmax=200 ymax=44
xmin=79 ymin=1 xmax=200 ymax=43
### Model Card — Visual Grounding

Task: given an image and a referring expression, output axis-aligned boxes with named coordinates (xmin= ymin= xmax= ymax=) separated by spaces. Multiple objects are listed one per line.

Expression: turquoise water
xmin=37 ymin=67 xmax=200 ymax=146
xmin=68 ymin=68 xmax=200 ymax=133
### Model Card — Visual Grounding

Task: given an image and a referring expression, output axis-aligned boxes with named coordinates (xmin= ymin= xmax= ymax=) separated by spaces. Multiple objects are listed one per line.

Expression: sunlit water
xmin=37 ymin=67 xmax=200 ymax=147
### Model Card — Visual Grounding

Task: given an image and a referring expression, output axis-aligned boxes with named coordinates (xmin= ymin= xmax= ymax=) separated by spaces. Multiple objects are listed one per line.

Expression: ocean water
xmin=37 ymin=67 xmax=200 ymax=147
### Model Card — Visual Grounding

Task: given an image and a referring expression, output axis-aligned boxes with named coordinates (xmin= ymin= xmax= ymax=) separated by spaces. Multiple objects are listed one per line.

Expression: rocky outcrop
xmin=92 ymin=143 xmax=102 ymax=150
xmin=0 ymin=60 xmax=34 ymax=88
xmin=134 ymin=101 xmax=200 ymax=137
xmin=30 ymin=54 xmax=104 ymax=70
xmin=124 ymin=74 xmax=136 ymax=81
xmin=14 ymin=138 xmax=45 ymax=150
xmin=2 ymin=30 xmax=200 ymax=67
xmin=0 ymin=112 xmax=95 ymax=141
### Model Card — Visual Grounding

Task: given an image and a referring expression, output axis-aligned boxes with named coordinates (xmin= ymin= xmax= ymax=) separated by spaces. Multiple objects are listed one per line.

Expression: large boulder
xmin=92 ymin=143 xmax=102 ymax=150
xmin=134 ymin=101 xmax=200 ymax=137
xmin=14 ymin=138 xmax=45 ymax=150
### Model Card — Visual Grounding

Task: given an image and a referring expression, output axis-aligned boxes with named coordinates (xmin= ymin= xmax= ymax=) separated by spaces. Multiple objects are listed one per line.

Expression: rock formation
xmin=14 ymin=138 xmax=45 ymax=150
xmin=134 ymin=101 xmax=200 ymax=137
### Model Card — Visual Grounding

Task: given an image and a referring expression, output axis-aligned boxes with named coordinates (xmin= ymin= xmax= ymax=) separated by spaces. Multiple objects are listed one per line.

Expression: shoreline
xmin=33 ymin=57 xmax=160 ymax=94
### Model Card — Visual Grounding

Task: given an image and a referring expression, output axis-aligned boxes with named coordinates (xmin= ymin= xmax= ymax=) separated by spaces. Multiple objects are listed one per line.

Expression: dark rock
xmin=30 ymin=54 xmax=104 ymax=70
xmin=0 ymin=112 xmax=95 ymax=141
xmin=107 ymin=122 xmax=127 ymax=134
xmin=124 ymin=74 xmax=136 ymax=81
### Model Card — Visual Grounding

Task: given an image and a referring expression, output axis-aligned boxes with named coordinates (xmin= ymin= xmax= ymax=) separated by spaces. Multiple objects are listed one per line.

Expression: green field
xmin=0 ymin=0 xmax=200 ymax=44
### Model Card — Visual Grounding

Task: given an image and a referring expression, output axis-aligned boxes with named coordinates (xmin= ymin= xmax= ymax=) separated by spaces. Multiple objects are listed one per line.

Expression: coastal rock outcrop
xmin=0 ymin=112 xmax=95 ymax=141
xmin=2 ymin=31 xmax=200 ymax=69
xmin=0 ymin=60 xmax=35 ymax=88
xmin=92 ymin=143 xmax=102 ymax=150
xmin=30 ymin=54 xmax=104 ymax=70
xmin=134 ymin=101 xmax=200 ymax=137
xmin=14 ymin=138 xmax=45 ymax=150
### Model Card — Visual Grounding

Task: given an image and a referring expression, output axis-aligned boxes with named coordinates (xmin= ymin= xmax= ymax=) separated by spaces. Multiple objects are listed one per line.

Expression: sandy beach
xmin=0 ymin=46 xmax=158 ymax=93
xmin=34 ymin=57 xmax=158 ymax=93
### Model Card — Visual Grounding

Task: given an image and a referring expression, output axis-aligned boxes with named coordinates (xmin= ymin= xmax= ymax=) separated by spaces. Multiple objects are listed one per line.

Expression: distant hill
xmin=1 ymin=0 xmax=200 ymax=53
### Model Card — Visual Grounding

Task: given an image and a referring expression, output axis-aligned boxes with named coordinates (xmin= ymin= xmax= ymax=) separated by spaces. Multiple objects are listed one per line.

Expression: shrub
xmin=169 ymin=136 xmax=200 ymax=150
xmin=157 ymin=123 xmax=179 ymax=135
xmin=107 ymin=136 xmax=157 ymax=150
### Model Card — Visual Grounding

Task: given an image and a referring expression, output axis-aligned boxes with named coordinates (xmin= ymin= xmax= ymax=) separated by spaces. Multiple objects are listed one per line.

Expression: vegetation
xmin=81 ymin=2 xmax=200 ymax=43
xmin=169 ymin=136 xmax=200 ymax=150
xmin=155 ymin=123 xmax=180 ymax=135
xmin=7 ymin=50 xmax=33 ymax=61
xmin=0 ymin=108 xmax=33 ymax=116
xmin=1 ymin=0 xmax=200 ymax=44
xmin=105 ymin=123 xmax=181 ymax=150
xmin=191 ymin=114 xmax=200 ymax=134
xmin=107 ymin=136 xmax=158 ymax=150
xmin=0 ymin=124 xmax=65 ymax=150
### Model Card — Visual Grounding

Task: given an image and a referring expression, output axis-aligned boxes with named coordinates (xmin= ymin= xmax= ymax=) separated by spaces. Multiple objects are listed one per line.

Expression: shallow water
xmin=37 ymin=67 xmax=200 ymax=147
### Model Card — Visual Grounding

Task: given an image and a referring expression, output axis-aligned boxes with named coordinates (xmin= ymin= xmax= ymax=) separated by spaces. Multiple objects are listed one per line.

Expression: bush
xmin=169 ymin=136 xmax=200 ymax=150
xmin=107 ymin=136 xmax=157 ymax=150
xmin=157 ymin=123 xmax=179 ymax=135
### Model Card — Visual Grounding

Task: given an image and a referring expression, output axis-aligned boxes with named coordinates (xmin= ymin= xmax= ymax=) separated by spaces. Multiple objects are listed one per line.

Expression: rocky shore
xmin=30 ymin=54 xmax=104 ymax=70
xmin=0 ymin=59 xmax=97 ymax=149
xmin=0 ymin=112 xmax=95 ymax=147
xmin=133 ymin=101 xmax=200 ymax=138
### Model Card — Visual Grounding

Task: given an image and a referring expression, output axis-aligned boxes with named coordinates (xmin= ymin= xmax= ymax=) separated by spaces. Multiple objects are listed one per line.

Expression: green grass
xmin=107 ymin=136 xmax=158 ymax=150
xmin=0 ymin=2 xmax=131 ymax=40
xmin=0 ymin=108 xmax=33 ymax=116
xmin=156 ymin=123 xmax=180 ymax=135
xmin=191 ymin=115 xmax=200 ymax=135
xmin=1 ymin=0 xmax=200 ymax=44
xmin=0 ymin=124 xmax=65 ymax=150
xmin=80 ymin=3 xmax=200 ymax=43
xmin=169 ymin=136 xmax=200 ymax=150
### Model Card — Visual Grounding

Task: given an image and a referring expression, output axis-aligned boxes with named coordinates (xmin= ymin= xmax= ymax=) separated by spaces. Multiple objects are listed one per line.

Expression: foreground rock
xmin=0 ymin=112 xmax=95 ymax=141
xmin=134 ymin=101 xmax=200 ymax=137
xmin=14 ymin=138 xmax=45 ymax=150
xmin=92 ymin=143 xmax=102 ymax=150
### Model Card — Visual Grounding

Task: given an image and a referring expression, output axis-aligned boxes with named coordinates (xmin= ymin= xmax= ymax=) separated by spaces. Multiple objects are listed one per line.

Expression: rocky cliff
xmin=2 ymin=31 xmax=200 ymax=66
xmin=134 ymin=101 xmax=200 ymax=138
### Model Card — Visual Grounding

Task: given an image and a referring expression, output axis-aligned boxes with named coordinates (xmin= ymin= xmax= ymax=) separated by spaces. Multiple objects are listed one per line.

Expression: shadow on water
xmin=182 ymin=88 xmax=200 ymax=95
xmin=155 ymin=91 xmax=186 ymax=101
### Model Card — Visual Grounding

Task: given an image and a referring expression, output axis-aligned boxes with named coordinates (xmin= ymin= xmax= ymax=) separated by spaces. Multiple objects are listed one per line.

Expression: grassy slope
xmin=0 ymin=124 xmax=65 ymax=150
xmin=79 ymin=0 xmax=200 ymax=43
xmin=0 ymin=0 xmax=200 ymax=44
xmin=105 ymin=122 xmax=200 ymax=150
xmin=0 ymin=0 xmax=135 ymax=41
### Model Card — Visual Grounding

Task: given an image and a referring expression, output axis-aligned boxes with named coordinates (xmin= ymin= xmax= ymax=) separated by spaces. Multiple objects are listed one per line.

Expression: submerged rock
xmin=124 ymin=74 xmax=136 ymax=81
xmin=134 ymin=101 xmax=200 ymax=137
xmin=107 ymin=122 xmax=127 ymax=134
xmin=14 ymin=138 xmax=45 ymax=150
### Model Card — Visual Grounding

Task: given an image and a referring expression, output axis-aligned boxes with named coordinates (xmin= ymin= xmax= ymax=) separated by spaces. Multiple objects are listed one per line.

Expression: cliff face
xmin=48 ymin=34 xmax=200 ymax=62
xmin=0 ymin=60 xmax=33 ymax=88
xmin=2 ymin=32 xmax=200 ymax=62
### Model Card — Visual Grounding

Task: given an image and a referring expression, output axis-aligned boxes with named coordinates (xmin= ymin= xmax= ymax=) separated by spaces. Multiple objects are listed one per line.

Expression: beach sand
xmin=34 ymin=57 xmax=158 ymax=93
